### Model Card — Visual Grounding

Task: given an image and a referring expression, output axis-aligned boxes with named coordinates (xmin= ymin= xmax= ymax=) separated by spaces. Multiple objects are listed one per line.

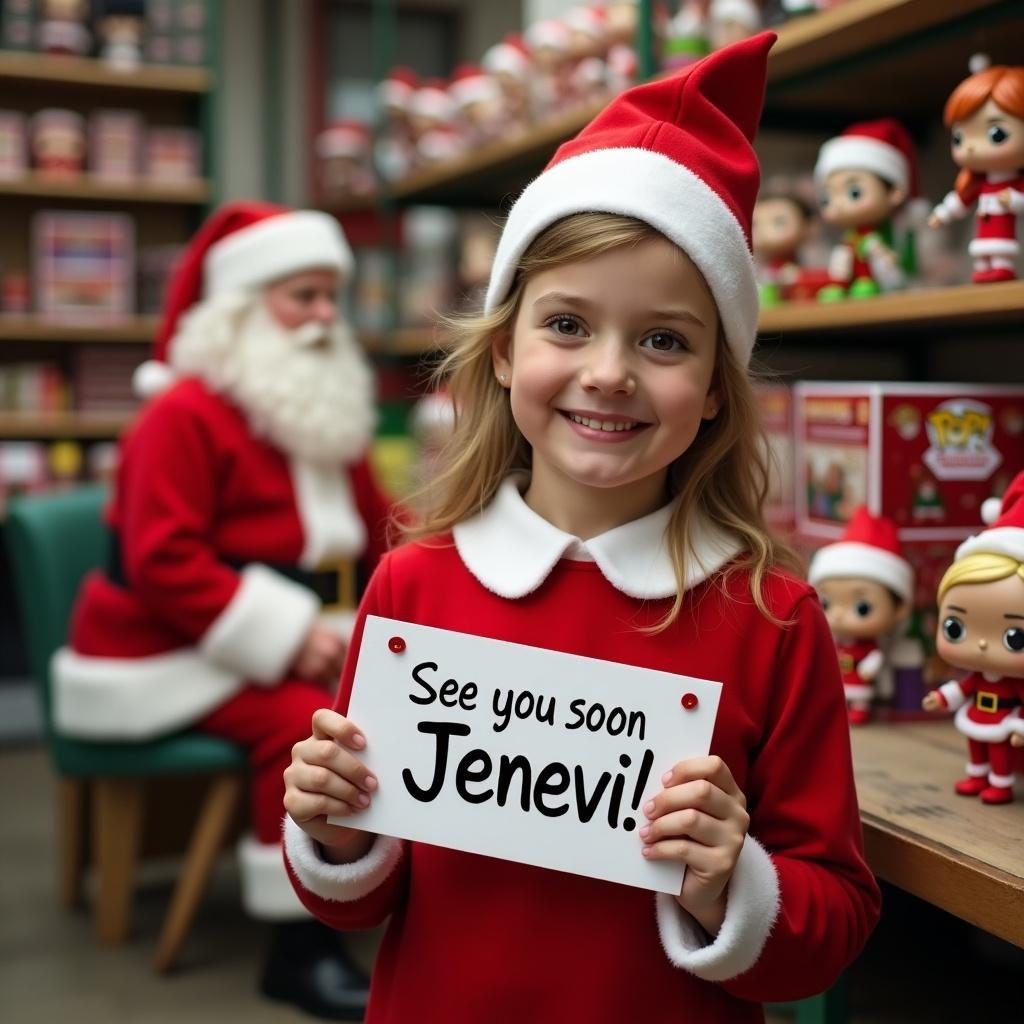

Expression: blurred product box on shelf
xmin=146 ymin=0 xmax=207 ymax=64
xmin=794 ymin=382 xmax=1024 ymax=542
xmin=32 ymin=210 xmax=135 ymax=321
xmin=0 ymin=438 xmax=118 ymax=514
xmin=89 ymin=109 xmax=142 ymax=181
xmin=1 ymin=0 xmax=35 ymax=51
xmin=1 ymin=271 xmax=30 ymax=314
xmin=0 ymin=110 xmax=28 ymax=179
xmin=756 ymin=384 xmax=795 ymax=535
xmin=0 ymin=361 xmax=67 ymax=412
xmin=138 ymin=243 xmax=182 ymax=314
xmin=72 ymin=344 xmax=142 ymax=413
xmin=144 ymin=126 xmax=201 ymax=181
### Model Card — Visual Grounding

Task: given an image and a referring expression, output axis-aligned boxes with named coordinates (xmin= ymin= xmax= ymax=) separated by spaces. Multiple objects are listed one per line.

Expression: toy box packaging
xmin=756 ymin=384 xmax=795 ymax=535
xmin=795 ymin=382 xmax=1024 ymax=714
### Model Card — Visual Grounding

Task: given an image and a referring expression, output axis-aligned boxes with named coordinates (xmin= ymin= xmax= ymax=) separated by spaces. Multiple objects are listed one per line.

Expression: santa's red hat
xmin=955 ymin=470 xmax=1024 ymax=563
xmin=484 ymin=32 xmax=774 ymax=367
xmin=135 ymin=201 xmax=353 ymax=398
xmin=378 ymin=66 xmax=419 ymax=110
xmin=814 ymin=118 xmax=918 ymax=198
xmin=482 ymin=33 xmax=532 ymax=79
xmin=449 ymin=64 xmax=500 ymax=109
xmin=808 ymin=506 xmax=914 ymax=603
xmin=316 ymin=119 xmax=372 ymax=158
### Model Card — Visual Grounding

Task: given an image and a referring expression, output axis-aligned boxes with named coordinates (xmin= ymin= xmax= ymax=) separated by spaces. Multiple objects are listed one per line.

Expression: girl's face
xmin=493 ymin=234 xmax=720 ymax=511
xmin=951 ymin=98 xmax=1024 ymax=173
xmin=937 ymin=573 xmax=1024 ymax=678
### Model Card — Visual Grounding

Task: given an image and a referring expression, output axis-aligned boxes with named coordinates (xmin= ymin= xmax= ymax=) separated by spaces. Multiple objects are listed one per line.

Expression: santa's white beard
xmin=169 ymin=292 xmax=377 ymax=466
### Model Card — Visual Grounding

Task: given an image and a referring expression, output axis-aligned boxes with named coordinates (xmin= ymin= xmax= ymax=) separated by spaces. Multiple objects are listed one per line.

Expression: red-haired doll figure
xmin=928 ymin=58 xmax=1024 ymax=283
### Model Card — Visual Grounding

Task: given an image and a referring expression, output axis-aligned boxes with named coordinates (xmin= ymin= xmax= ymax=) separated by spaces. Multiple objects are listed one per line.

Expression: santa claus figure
xmin=53 ymin=201 xmax=394 ymax=1019
xmin=808 ymin=507 xmax=914 ymax=725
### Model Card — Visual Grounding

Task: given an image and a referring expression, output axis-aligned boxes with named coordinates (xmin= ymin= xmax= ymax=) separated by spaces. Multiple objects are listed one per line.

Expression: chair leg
xmin=153 ymin=773 xmax=244 ymax=973
xmin=56 ymin=777 xmax=88 ymax=909
xmin=92 ymin=777 xmax=145 ymax=944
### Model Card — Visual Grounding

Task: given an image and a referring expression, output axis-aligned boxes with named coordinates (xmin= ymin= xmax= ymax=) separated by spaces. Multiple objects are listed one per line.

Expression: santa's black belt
xmin=105 ymin=531 xmax=346 ymax=606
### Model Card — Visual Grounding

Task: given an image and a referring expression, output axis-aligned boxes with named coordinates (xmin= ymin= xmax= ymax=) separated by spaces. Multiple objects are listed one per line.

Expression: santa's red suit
xmin=932 ymin=172 xmax=1024 ymax=260
xmin=284 ymin=478 xmax=881 ymax=1023
xmin=53 ymin=202 xmax=395 ymax=921
xmin=935 ymin=673 xmax=1024 ymax=792
xmin=836 ymin=638 xmax=883 ymax=704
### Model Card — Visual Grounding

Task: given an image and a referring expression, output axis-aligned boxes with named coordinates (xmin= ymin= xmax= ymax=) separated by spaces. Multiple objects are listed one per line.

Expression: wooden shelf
xmin=0 ymin=412 xmax=132 ymax=439
xmin=850 ymin=721 xmax=1024 ymax=948
xmin=0 ymin=316 xmax=157 ymax=343
xmin=0 ymin=49 xmax=211 ymax=94
xmin=0 ymin=173 xmax=210 ymax=204
xmin=757 ymin=281 xmax=1024 ymax=335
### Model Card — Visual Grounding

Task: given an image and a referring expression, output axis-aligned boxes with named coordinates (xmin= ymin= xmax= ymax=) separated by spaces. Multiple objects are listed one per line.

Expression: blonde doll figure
xmin=923 ymin=472 xmax=1024 ymax=805
xmin=282 ymin=35 xmax=880 ymax=1023
xmin=928 ymin=57 xmax=1024 ymax=283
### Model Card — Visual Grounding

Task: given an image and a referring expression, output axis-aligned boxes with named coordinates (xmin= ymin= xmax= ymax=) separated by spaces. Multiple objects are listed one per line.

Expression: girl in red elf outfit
xmin=283 ymin=34 xmax=880 ymax=1024
xmin=922 ymin=472 xmax=1024 ymax=805
xmin=928 ymin=59 xmax=1024 ymax=283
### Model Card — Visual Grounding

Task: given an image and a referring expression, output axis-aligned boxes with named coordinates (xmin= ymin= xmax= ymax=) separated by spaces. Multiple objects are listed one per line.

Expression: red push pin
xmin=388 ymin=636 xmax=406 ymax=653
xmin=680 ymin=693 xmax=698 ymax=710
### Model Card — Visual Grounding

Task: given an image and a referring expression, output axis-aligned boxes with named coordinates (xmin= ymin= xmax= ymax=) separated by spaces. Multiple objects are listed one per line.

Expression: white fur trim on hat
xmin=808 ymin=541 xmax=913 ymax=602
xmin=132 ymin=358 xmax=177 ymax=399
xmin=450 ymin=75 xmax=500 ymax=109
xmin=483 ymin=43 xmax=530 ymax=78
xmin=205 ymin=211 xmax=354 ymax=297
xmin=484 ymin=147 xmax=759 ymax=367
xmin=955 ymin=526 xmax=1024 ymax=564
xmin=814 ymin=136 xmax=909 ymax=192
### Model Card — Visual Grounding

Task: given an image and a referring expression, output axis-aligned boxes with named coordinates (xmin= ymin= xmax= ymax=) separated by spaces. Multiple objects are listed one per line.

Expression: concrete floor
xmin=2 ymin=743 xmax=1022 ymax=1024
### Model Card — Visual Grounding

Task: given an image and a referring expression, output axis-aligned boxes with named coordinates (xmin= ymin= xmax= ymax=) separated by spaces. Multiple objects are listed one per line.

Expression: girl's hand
xmin=283 ymin=708 xmax=378 ymax=862
xmin=640 ymin=755 xmax=750 ymax=938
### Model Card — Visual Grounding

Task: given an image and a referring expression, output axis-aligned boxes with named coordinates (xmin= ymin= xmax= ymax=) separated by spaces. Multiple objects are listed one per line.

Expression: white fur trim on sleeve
xmin=938 ymin=680 xmax=967 ymax=711
xmin=655 ymin=835 xmax=780 ymax=982
xmin=283 ymin=815 xmax=405 ymax=903
xmin=857 ymin=648 xmax=884 ymax=681
xmin=931 ymin=190 xmax=968 ymax=225
xmin=199 ymin=564 xmax=320 ymax=683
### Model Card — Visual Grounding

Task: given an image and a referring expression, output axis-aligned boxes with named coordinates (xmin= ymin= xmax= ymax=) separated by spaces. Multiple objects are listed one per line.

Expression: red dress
xmin=284 ymin=480 xmax=880 ymax=1022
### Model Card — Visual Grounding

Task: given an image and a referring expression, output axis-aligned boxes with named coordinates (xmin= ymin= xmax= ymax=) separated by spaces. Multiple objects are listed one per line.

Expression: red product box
xmin=794 ymin=382 xmax=1024 ymax=543
xmin=756 ymin=384 xmax=795 ymax=535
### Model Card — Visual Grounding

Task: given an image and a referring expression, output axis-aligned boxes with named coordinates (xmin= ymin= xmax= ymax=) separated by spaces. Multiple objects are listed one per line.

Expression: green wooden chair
xmin=5 ymin=484 xmax=247 ymax=972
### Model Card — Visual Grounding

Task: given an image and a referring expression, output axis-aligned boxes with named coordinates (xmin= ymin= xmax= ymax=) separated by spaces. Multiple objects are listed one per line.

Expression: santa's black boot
xmin=259 ymin=919 xmax=370 ymax=1021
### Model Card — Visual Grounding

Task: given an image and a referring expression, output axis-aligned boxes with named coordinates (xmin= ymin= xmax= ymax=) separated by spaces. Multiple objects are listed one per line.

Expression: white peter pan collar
xmin=452 ymin=476 xmax=744 ymax=600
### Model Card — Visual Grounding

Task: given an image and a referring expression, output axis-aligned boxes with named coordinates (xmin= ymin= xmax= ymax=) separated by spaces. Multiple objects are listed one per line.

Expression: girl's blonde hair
xmin=937 ymin=552 xmax=1024 ymax=604
xmin=404 ymin=213 xmax=799 ymax=628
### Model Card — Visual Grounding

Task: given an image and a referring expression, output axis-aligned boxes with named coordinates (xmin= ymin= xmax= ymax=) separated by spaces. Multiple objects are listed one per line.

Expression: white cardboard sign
xmin=332 ymin=615 xmax=722 ymax=894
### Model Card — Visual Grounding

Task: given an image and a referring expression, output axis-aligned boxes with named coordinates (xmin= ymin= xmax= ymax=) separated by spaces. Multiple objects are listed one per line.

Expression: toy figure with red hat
xmin=809 ymin=507 xmax=915 ymax=725
xmin=376 ymin=66 xmax=419 ymax=181
xmin=283 ymin=34 xmax=879 ymax=1023
xmin=449 ymin=63 xmax=504 ymax=145
xmin=53 ymin=201 xmax=397 ymax=1018
xmin=927 ymin=56 xmax=1024 ymax=284
xmin=482 ymin=32 xmax=534 ymax=132
xmin=315 ymin=119 xmax=376 ymax=201
xmin=922 ymin=471 xmax=1024 ymax=805
xmin=814 ymin=117 xmax=919 ymax=301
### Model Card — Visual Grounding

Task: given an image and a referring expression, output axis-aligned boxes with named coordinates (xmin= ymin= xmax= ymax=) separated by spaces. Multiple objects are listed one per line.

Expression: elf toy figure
xmin=54 ymin=202 xmax=395 ymax=1018
xmin=814 ymin=118 xmax=918 ymax=301
xmin=922 ymin=472 xmax=1024 ymax=805
xmin=809 ymin=507 xmax=914 ymax=725
xmin=752 ymin=190 xmax=814 ymax=306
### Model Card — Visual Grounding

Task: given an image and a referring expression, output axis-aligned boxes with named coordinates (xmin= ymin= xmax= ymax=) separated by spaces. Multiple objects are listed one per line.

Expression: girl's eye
xmin=942 ymin=616 xmax=965 ymax=643
xmin=547 ymin=316 xmax=584 ymax=336
xmin=951 ymin=130 xmax=963 ymax=147
xmin=855 ymin=600 xmax=873 ymax=618
xmin=640 ymin=332 xmax=684 ymax=353
xmin=1003 ymin=627 xmax=1024 ymax=652
xmin=848 ymin=186 xmax=862 ymax=201
xmin=988 ymin=125 xmax=1009 ymax=145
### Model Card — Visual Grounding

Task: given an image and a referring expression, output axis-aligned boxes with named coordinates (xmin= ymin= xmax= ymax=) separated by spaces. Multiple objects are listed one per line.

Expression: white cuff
xmin=283 ymin=815 xmax=404 ymax=903
xmin=932 ymin=191 xmax=967 ymax=224
xmin=939 ymin=680 xmax=967 ymax=711
xmin=857 ymin=649 xmax=884 ymax=681
xmin=199 ymin=564 xmax=320 ymax=683
xmin=238 ymin=834 xmax=307 ymax=920
xmin=1005 ymin=189 xmax=1024 ymax=214
xmin=655 ymin=835 xmax=780 ymax=982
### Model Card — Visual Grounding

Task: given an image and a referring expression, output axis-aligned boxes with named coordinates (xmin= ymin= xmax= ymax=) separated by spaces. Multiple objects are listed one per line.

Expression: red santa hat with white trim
xmin=378 ymin=66 xmax=419 ymax=111
xmin=814 ymin=117 xmax=918 ymax=200
xmin=482 ymin=33 xmax=532 ymax=79
xmin=134 ymin=201 xmax=353 ymax=398
xmin=484 ymin=31 xmax=776 ymax=368
xmin=449 ymin=64 xmax=500 ymax=109
xmin=808 ymin=506 xmax=914 ymax=603
xmin=315 ymin=119 xmax=372 ymax=158
xmin=955 ymin=470 xmax=1024 ymax=563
